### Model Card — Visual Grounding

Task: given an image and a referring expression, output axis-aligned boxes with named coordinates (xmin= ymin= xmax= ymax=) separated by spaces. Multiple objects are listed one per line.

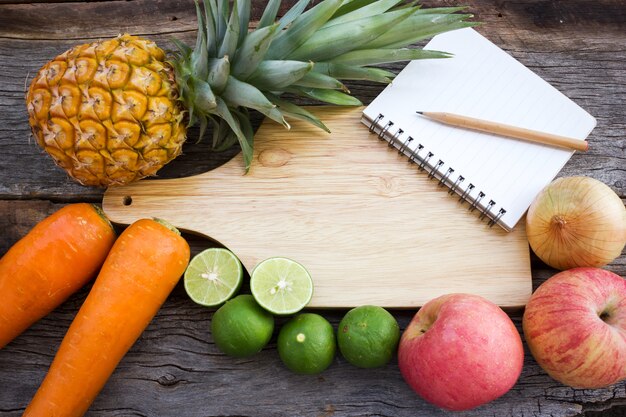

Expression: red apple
xmin=523 ymin=267 xmax=626 ymax=388
xmin=398 ymin=293 xmax=523 ymax=411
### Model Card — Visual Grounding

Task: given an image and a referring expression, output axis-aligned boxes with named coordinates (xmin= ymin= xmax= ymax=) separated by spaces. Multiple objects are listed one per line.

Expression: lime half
xmin=184 ymin=248 xmax=243 ymax=307
xmin=250 ymin=257 xmax=313 ymax=315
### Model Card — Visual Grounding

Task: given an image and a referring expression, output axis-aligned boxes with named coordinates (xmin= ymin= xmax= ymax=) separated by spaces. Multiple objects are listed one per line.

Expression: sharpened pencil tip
xmin=416 ymin=111 xmax=423 ymax=115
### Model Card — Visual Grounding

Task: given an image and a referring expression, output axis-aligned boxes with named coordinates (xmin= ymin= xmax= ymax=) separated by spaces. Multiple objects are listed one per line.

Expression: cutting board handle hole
xmin=122 ymin=196 xmax=133 ymax=206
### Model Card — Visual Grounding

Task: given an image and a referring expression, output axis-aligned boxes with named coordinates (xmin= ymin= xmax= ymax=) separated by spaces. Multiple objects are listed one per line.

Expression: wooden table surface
xmin=1 ymin=1 xmax=624 ymax=416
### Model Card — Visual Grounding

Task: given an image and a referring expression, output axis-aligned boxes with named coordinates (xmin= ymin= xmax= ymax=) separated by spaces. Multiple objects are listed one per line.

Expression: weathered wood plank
xmin=0 ymin=0 xmax=624 ymax=200
xmin=0 ymin=201 xmax=624 ymax=417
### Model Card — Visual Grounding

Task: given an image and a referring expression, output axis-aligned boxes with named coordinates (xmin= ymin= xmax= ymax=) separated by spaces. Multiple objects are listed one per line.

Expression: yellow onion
xmin=526 ymin=176 xmax=626 ymax=270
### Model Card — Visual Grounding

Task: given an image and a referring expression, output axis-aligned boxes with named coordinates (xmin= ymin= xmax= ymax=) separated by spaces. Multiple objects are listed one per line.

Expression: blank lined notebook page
xmin=362 ymin=28 xmax=596 ymax=231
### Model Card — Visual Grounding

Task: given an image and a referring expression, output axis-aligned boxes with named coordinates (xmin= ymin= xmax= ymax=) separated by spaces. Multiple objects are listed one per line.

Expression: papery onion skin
xmin=526 ymin=176 xmax=626 ymax=270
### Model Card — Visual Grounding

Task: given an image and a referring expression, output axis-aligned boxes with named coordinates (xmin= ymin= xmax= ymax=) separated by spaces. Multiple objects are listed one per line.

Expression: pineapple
xmin=26 ymin=0 xmax=473 ymax=187
xmin=27 ymin=36 xmax=186 ymax=186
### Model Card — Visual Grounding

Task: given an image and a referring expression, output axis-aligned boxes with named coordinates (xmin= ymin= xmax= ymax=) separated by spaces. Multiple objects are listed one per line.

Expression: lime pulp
xmin=184 ymin=248 xmax=243 ymax=307
xmin=250 ymin=257 xmax=313 ymax=315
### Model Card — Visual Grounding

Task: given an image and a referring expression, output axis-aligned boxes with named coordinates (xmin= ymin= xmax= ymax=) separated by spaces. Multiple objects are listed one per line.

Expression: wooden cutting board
xmin=102 ymin=106 xmax=532 ymax=308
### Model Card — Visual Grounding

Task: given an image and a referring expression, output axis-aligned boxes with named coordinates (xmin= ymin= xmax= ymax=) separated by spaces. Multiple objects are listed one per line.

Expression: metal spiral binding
xmin=428 ymin=160 xmax=444 ymax=179
xmin=369 ymin=114 xmax=384 ymax=132
xmin=366 ymin=113 xmax=506 ymax=228
xmin=488 ymin=208 xmax=507 ymax=227
xmin=459 ymin=183 xmax=475 ymax=203
xmin=480 ymin=200 xmax=496 ymax=220
xmin=378 ymin=121 xmax=393 ymax=140
xmin=449 ymin=175 xmax=464 ymax=194
xmin=388 ymin=129 xmax=404 ymax=148
xmin=398 ymin=136 xmax=413 ymax=154
xmin=469 ymin=192 xmax=485 ymax=212
xmin=418 ymin=152 xmax=433 ymax=171
xmin=408 ymin=143 xmax=423 ymax=163
xmin=439 ymin=167 xmax=454 ymax=187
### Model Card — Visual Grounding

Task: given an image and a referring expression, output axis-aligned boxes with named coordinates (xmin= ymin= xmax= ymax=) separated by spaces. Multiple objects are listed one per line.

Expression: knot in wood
xmin=258 ymin=148 xmax=291 ymax=168
xmin=375 ymin=175 xmax=401 ymax=197
xmin=157 ymin=372 xmax=179 ymax=387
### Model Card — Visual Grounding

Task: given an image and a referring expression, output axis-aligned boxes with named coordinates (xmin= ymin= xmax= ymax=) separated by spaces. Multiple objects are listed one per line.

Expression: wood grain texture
xmin=102 ymin=106 xmax=532 ymax=308
xmin=0 ymin=0 xmax=625 ymax=416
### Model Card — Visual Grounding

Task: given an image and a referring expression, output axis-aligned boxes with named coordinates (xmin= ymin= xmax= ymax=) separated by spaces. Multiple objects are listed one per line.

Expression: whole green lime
xmin=337 ymin=305 xmax=400 ymax=368
xmin=277 ymin=313 xmax=336 ymax=375
xmin=211 ymin=294 xmax=274 ymax=357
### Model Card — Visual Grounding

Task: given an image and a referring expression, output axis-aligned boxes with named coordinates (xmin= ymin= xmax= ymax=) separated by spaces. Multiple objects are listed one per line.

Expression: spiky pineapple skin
xmin=26 ymin=34 xmax=187 ymax=187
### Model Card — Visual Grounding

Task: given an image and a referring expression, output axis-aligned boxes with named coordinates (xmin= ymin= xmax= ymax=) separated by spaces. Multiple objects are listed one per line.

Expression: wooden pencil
xmin=417 ymin=111 xmax=589 ymax=152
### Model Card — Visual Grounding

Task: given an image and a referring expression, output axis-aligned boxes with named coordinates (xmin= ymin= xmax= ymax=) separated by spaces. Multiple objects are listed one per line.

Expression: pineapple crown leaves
xmin=170 ymin=0 xmax=476 ymax=171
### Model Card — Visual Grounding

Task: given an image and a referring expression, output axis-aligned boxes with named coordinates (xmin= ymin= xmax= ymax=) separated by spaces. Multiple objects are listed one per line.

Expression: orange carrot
xmin=23 ymin=218 xmax=190 ymax=417
xmin=0 ymin=203 xmax=115 ymax=349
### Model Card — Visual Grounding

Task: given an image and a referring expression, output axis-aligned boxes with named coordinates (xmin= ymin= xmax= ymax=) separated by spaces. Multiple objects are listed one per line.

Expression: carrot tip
xmin=152 ymin=218 xmax=181 ymax=235
xmin=92 ymin=204 xmax=114 ymax=232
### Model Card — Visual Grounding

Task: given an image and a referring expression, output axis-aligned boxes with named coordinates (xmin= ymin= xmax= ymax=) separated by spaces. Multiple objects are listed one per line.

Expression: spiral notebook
xmin=362 ymin=28 xmax=596 ymax=231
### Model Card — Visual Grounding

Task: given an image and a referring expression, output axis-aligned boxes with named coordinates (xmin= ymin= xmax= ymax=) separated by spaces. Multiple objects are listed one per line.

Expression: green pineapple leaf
xmin=233 ymin=108 xmax=254 ymax=152
xmin=287 ymin=7 xmax=416 ymax=61
xmin=329 ymin=48 xmax=452 ymax=66
xmin=198 ymin=116 xmax=209 ymax=143
xmin=215 ymin=0 xmax=228 ymax=43
xmin=211 ymin=116 xmax=227 ymax=148
xmin=313 ymin=63 xmax=395 ymax=83
xmin=207 ymin=56 xmax=230 ymax=93
xmin=366 ymin=12 xmax=477 ymax=49
xmin=293 ymin=71 xmax=348 ymax=92
xmin=322 ymin=0 xmax=404 ymax=28
xmin=222 ymin=76 xmax=290 ymax=129
xmin=266 ymin=93 xmax=331 ymax=133
xmin=218 ymin=0 xmax=239 ymax=58
xmin=266 ymin=0 xmax=343 ymax=60
xmin=190 ymin=77 xmax=217 ymax=113
xmin=415 ymin=6 xmax=469 ymax=14
xmin=277 ymin=0 xmax=311 ymax=31
xmin=288 ymin=87 xmax=363 ymax=106
xmin=236 ymin=0 xmax=251 ymax=47
xmin=174 ymin=0 xmax=476 ymax=171
xmin=258 ymin=0 xmax=282 ymax=29
xmin=201 ymin=0 xmax=218 ymax=57
xmin=232 ymin=23 xmax=279 ymax=80
xmin=170 ymin=38 xmax=193 ymax=57
xmin=248 ymin=60 xmax=314 ymax=90
xmin=213 ymin=128 xmax=239 ymax=152
xmin=332 ymin=0 xmax=380 ymax=18
xmin=212 ymin=116 xmax=242 ymax=151
xmin=213 ymin=97 xmax=254 ymax=169
xmin=192 ymin=1 xmax=209 ymax=79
